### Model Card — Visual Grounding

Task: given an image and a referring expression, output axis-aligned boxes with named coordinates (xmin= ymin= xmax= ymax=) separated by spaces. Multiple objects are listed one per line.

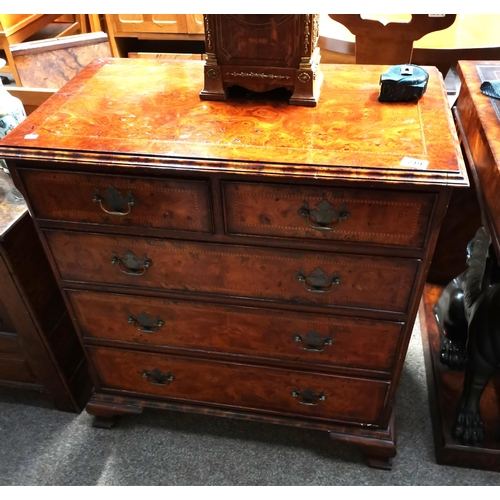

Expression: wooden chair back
xmin=328 ymin=14 xmax=457 ymax=65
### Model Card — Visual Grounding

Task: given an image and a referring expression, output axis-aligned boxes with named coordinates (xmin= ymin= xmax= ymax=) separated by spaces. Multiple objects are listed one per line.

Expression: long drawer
xmin=88 ymin=346 xmax=390 ymax=425
xmin=18 ymin=168 xmax=212 ymax=233
xmin=47 ymin=231 xmax=419 ymax=313
xmin=68 ymin=289 xmax=404 ymax=373
xmin=223 ymin=181 xmax=436 ymax=249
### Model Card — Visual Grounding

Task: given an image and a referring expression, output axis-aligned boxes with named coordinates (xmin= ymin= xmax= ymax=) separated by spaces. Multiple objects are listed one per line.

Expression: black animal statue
xmin=434 ymin=227 xmax=500 ymax=445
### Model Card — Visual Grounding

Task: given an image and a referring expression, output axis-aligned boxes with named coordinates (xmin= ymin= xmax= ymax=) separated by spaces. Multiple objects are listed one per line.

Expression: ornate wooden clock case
xmin=200 ymin=14 xmax=322 ymax=106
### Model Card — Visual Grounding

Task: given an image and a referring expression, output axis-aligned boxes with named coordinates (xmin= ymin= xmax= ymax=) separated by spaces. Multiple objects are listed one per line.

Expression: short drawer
xmin=223 ymin=181 xmax=436 ymax=249
xmin=18 ymin=169 xmax=211 ymax=233
xmin=68 ymin=290 xmax=404 ymax=373
xmin=88 ymin=346 xmax=390 ymax=425
xmin=47 ymin=231 xmax=419 ymax=313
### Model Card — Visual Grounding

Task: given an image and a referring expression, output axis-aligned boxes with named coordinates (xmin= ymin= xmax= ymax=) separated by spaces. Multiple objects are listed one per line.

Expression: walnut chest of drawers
xmin=0 ymin=58 xmax=467 ymax=469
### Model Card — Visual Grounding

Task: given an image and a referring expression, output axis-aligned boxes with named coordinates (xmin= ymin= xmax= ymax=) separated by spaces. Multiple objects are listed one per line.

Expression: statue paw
xmin=440 ymin=336 xmax=466 ymax=370
xmin=453 ymin=411 xmax=484 ymax=445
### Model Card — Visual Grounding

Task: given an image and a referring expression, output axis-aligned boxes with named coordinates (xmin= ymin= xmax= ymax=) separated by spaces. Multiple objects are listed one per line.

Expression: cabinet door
xmin=111 ymin=14 xmax=189 ymax=35
xmin=186 ymin=14 xmax=204 ymax=34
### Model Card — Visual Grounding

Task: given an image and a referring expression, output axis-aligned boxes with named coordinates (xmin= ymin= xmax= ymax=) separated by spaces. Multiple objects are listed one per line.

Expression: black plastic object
xmin=480 ymin=80 xmax=500 ymax=100
xmin=379 ymin=64 xmax=429 ymax=102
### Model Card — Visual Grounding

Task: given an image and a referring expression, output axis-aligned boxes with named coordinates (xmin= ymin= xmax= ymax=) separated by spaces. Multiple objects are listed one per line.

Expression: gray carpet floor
xmin=1 ymin=317 xmax=499 ymax=486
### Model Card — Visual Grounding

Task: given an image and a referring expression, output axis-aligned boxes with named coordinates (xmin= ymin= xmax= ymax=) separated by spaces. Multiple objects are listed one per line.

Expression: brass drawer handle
xmin=128 ymin=312 xmax=164 ymax=334
xmin=291 ymin=388 xmax=326 ymax=406
xmin=294 ymin=330 xmax=333 ymax=352
xmin=93 ymin=187 xmax=138 ymax=217
xmin=142 ymin=368 xmax=175 ymax=386
xmin=111 ymin=250 xmax=152 ymax=276
xmin=298 ymin=199 xmax=350 ymax=232
xmin=295 ymin=267 xmax=341 ymax=293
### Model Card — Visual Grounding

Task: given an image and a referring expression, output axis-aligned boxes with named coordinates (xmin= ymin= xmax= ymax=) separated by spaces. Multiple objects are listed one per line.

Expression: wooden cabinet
xmin=104 ymin=14 xmax=205 ymax=57
xmin=0 ymin=171 xmax=91 ymax=411
xmin=0 ymin=58 xmax=466 ymax=469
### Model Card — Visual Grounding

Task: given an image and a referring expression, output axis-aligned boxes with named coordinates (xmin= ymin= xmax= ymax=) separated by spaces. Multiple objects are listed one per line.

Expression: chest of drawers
xmin=0 ymin=58 xmax=466 ymax=469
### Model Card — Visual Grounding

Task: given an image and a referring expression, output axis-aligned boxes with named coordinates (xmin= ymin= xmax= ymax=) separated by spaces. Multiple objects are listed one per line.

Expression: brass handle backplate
xmin=111 ymin=250 xmax=152 ymax=276
xmin=128 ymin=312 xmax=164 ymax=334
xmin=298 ymin=199 xmax=350 ymax=232
xmin=295 ymin=267 xmax=341 ymax=293
xmin=294 ymin=330 xmax=333 ymax=352
xmin=291 ymin=388 xmax=326 ymax=406
xmin=142 ymin=368 xmax=175 ymax=386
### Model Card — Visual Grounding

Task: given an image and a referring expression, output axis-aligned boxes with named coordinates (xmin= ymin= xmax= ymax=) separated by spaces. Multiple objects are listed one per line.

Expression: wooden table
xmin=420 ymin=60 xmax=500 ymax=472
xmin=319 ymin=15 xmax=500 ymax=76
xmin=0 ymin=59 xmax=466 ymax=469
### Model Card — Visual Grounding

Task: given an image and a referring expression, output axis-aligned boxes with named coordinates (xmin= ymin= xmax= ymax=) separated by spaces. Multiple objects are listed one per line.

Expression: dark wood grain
xmin=420 ymin=284 xmax=500 ymax=472
xmin=455 ymin=61 xmax=500 ymax=260
xmin=223 ymin=180 xmax=436 ymax=248
xmin=18 ymin=168 xmax=212 ymax=233
xmin=46 ymin=230 xmax=419 ymax=313
xmin=421 ymin=61 xmax=500 ymax=472
xmin=0 ymin=169 xmax=91 ymax=411
xmin=68 ymin=289 xmax=404 ymax=375
xmin=88 ymin=345 xmax=390 ymax=425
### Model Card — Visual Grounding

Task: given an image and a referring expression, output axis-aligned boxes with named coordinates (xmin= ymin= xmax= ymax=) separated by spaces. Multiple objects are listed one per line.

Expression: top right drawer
xmin=223 ymin=181 xmax=436 ymax=249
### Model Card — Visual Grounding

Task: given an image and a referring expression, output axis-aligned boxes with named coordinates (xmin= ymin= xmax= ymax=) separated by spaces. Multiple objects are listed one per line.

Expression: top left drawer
xmin=17 ymin=169 xmax=212 ymax=233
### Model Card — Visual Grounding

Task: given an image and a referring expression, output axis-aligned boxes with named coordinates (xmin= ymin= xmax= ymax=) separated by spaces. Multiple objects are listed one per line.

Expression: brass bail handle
xmin=93 ymin=187 xmax=138 ymax=216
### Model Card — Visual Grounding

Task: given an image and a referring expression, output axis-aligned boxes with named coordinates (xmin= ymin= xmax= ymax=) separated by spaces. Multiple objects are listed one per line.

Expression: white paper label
xmin=400 ymin=157 xmax=429 ymax=169
xmin=428 ymin=14 xmax=445 ymax=17
xmin=24 ymin=134 xmax=39 ymax=140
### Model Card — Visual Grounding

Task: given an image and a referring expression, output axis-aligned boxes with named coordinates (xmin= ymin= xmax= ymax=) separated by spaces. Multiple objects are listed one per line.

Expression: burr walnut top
xmin=0 ymin=58 xmax=467 ymax=186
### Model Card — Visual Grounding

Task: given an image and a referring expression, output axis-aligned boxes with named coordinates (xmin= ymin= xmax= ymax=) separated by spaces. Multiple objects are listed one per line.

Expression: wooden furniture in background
xmin=200 ymin=15 xmax=322 ymax=106
xmin=319 ymin=14 xmax=500 ymax=78
xmin=0 ymin=170 xmax=91 ymax=411
xmin=326 ymin=15 xmax=456 ymax=67
xmin=104 ymin=14 xmax=205 ymax=58
xmin=0 ymin=58 xmax=466 ymax=469
xmin=0 ymin=14 xmax=92 ymax=86
xmin=421 ymin=60 xmax=500 ymax=472
xmin=9 ymin=32 xmax=111 ymax=89
xmin=6 ymin=87 xmax=55 ymax=115
xmin=0 ymin=14 xmax=61 ymax=85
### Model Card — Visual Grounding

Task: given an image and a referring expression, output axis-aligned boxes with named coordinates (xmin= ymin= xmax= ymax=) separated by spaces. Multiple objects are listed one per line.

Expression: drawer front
xmin=48 ymin=231 xmax=419 ymax=313
xmin=18 ymin=169 xmax=211 ymax=233
xmin=224 ymin=181 xmax=436 ymax=248
xmin=0 ymin=297 xmax=16 ymax=334
xmin=0 ymin=332 xmax=21 ymax=354
xmin=0 ymin=355 xmax=37 ymax=383
xmin=88 ymin=347 xmax=389 ymax=425
xmin=68 ymin=290 xmax=404 ymax=372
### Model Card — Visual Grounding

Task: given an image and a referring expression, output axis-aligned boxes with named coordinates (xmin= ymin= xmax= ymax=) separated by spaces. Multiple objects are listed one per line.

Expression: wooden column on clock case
xmin=0 ymin=59 xmax=467 ymax=469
